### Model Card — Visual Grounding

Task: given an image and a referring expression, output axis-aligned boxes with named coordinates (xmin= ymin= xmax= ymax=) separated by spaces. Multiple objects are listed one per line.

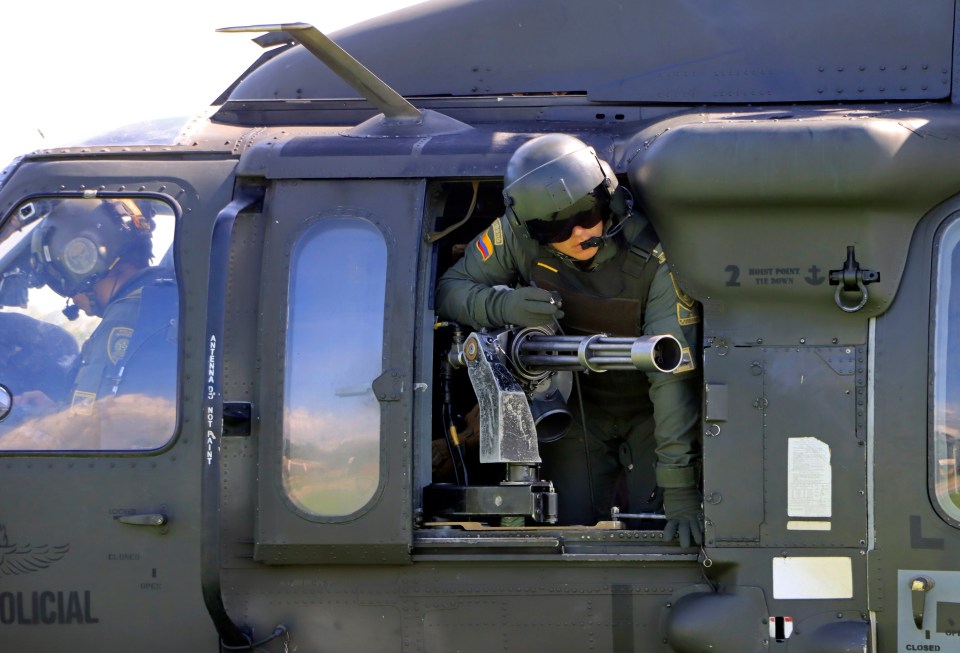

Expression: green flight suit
xmin=436 ymin=212 xmax=701 ymax=525
xmin=69 ymin=267 xmax=177 ymax=416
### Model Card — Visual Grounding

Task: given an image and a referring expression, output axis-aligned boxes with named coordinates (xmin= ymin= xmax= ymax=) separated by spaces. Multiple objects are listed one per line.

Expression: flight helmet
xmin=502 ymin=134 xmax=627 ymax=244
xmin=30 ymin=198 xmax=154 ymax=298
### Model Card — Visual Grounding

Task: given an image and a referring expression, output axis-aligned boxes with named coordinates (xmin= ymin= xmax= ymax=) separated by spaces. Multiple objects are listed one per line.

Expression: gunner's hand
xmin=662 ymin=485 xmax=703 ymax=548
xmin=495 ymin=286 xmax=564 ymax=327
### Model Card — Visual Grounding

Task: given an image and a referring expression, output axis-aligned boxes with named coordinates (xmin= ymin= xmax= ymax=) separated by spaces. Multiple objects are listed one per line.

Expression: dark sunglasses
xmin=527 ymin=203 xmax=605 ymax=244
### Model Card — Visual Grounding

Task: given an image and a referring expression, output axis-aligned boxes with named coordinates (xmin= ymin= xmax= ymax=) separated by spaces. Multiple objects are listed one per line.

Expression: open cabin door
xmin=249 ymin=179 xmax=422 ymax=564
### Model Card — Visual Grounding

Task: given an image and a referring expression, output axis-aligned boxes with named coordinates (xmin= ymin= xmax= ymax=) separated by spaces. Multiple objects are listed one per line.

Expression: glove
xmin=662 ymin=485 xmax=703 ymax=548
xmin=494 ymin=287 xmax=564 ymax=327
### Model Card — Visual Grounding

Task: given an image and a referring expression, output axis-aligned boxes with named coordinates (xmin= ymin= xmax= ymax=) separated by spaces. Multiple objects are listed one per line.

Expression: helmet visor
xmin=525 ymin=190 xmax=608 ymax=244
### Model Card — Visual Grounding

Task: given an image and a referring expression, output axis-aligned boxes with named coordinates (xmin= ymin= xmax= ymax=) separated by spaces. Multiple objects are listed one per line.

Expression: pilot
xmin=436 ymin=134 xmax=703 ymax=546
xmin=24 ymin=198 xmax=176 ymax=422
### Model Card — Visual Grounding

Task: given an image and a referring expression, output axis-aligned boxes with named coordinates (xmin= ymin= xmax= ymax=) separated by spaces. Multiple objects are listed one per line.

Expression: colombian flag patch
xmin=476 ymin=230 xmax=494 ymax=261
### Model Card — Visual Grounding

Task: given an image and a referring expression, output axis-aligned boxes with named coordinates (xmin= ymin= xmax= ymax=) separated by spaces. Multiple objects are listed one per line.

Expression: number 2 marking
xmin=725 ymin=265 xmax=741 ymax=287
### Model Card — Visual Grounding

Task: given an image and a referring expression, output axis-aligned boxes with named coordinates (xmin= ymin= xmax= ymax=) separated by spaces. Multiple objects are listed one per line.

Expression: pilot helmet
xmin=502 ymin=134 xmax=621 ymax=244
xmin=30 ymin=198 xmax=154 ymax=298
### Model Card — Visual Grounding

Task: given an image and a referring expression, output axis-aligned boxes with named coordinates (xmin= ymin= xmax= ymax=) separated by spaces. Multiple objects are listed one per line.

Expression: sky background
xmin=1 ymin=1 xmax=428 ymax=166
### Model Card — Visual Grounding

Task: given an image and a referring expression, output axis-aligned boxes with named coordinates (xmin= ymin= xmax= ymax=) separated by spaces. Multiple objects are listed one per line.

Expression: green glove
xmin=494 ymin=287 xmax=564 ymax=327
xmin=662 ymin=485 xmax=703 ymax=548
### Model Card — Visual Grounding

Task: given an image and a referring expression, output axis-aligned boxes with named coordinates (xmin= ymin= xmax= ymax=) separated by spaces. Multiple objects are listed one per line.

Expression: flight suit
xmin=436 ymin=212 xmax=701 ymax=525
xmin=69 ymin=266 xmax=177 ymax=415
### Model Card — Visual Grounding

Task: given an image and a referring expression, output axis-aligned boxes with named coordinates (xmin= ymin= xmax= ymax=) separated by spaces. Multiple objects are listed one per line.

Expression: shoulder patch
xmin=492 ymin=219 xmax=504 ymax=246
xmin=107 ymin=327 xmax=134 ymax=364
xmin=476 ymin=229 xmax=495 ymax=261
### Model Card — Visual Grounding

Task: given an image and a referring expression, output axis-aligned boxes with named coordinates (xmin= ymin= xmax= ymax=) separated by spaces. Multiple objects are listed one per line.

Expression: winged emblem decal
xmin=0 ymin=523 xmax=69 ymax=576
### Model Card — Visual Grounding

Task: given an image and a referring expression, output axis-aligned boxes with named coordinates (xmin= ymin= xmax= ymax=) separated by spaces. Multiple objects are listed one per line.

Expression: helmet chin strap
xmin=608 ymin=185 xmax=634 ymax=220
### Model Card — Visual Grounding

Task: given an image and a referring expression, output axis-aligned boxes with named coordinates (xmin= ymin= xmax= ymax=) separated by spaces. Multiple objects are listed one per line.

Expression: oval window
xmin=282 ymin=217 xmax=387 ymax=517
xmin=933 ymin=217 xmax=960 ymax=524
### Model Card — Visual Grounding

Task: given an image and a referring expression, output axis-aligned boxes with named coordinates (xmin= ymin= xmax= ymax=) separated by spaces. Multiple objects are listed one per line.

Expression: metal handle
xmin=116 ymin=513 xmax=167 ymax=527
xmin=910 ymin=575 xmax=935 ymax=629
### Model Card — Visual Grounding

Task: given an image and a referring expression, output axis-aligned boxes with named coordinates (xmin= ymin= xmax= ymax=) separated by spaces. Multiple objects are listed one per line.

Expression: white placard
xmin=773 ymin=556 xmax=853 ymax=599
xmin=788 ymin=437 xmax=832 ymax=518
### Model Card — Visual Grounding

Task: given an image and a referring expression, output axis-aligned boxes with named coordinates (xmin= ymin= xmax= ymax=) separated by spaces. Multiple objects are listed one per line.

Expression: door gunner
xmin=436 ymin=134 xmax=703 ymax=546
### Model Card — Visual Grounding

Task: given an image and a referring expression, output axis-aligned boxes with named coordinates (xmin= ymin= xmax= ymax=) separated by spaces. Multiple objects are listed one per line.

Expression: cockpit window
xmin=282 ymin=217 xmax=386 ymax=517
xmin=0 ymin=197 xmax=178 ymax=451
xmin=933 ymin=217 xmax=960 ymax=524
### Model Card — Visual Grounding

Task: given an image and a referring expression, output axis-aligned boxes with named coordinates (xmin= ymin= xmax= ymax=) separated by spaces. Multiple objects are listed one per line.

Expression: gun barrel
xmin=514 ymin=333 xmax=682 ymax=374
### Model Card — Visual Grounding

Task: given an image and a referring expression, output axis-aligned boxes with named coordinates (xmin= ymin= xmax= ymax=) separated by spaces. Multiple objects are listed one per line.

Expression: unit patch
xmin=107 ymin=327 xmax=133 ymax=364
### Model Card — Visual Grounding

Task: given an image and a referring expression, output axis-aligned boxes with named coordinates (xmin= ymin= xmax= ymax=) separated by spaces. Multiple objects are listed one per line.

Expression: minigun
xmin=450 ymin=326 xmax=682 ymax=449
xmin=425 ymin=325 xmax=681 ymax=525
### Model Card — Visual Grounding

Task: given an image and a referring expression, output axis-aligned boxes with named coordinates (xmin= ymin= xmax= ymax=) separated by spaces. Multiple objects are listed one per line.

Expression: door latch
xmin=829 ymin=246 xmax=879 ymax=313
xmin=909 ymin=575 xmax=935 ymax=629
xmin=116 ymin=513 xmax=168 ymax=527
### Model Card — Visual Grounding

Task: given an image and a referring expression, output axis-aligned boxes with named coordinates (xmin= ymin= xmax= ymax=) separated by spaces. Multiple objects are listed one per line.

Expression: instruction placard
xmin=787 ymin=437 xmax=832 ymax=518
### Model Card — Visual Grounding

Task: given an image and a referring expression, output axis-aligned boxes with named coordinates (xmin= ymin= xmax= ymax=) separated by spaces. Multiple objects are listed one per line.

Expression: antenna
xmin=218 ymin=22 xmax=422 ymax=123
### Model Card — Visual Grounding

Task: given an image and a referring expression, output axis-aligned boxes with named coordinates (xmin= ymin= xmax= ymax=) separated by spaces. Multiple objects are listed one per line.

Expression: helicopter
xmin=1 ymin=0 xmax=959 ymax=650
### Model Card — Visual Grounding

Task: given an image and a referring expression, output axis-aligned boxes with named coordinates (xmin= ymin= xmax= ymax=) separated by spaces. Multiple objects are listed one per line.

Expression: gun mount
xmin=425 ymin=326 xmax=682 ymax=526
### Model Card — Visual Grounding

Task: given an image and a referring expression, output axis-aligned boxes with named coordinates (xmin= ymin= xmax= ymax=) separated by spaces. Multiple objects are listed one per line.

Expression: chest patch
xmin=70 ymin=390 xmax=96 ymax=416
xmin=107 ymin=327 xmax=134 ymax=364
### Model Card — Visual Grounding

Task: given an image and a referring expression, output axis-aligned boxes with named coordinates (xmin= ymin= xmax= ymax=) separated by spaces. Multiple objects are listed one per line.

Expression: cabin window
xmin=933 ymin=217 xmax=960 ymax=523
xmin=283 ymin=217 xmax=386 ymax=517
xmin=0 ymin=197 xmax=178 ymax=451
